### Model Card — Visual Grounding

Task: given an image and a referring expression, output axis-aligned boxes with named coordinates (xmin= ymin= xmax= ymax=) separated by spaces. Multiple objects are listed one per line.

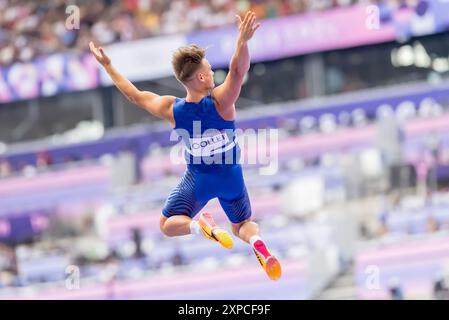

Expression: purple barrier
xmin=354 ymin=236 xmax=449 ymax=299
xmin=0 ymin=165 xmax=109 ymax=197
xmin=386 ymin=206 xmax=449 ymax=234
xmin=355 ymin=236 xmax=449 ymax=266
xmin=0 ymin=165 xmax=109 ymax=221
xmin=1 ymin=259 xmax=307 ymax=300
xmin=358 ymin=261 xmax=441 ymax=283
xmin=140 ymin=153 xmax=185 ymax=181
xmin=0 ymin=183 xmax=107 ymax=215
xmin=0 ymin=211 xmax=49 ymax=242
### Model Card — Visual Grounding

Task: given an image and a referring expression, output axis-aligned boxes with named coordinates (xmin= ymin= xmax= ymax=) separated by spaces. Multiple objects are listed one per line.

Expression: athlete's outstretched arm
xmin=89 ymin=41 xmax=175 ymax=126
xmin=212 ymin=11 xmax=260 ymax=120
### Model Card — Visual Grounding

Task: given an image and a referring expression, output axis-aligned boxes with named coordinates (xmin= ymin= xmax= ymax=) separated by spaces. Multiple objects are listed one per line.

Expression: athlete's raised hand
xmin=89 ymin=41 xmax=111 ymax=67
xmin=236 ymin=11 xmax=260 ymax=43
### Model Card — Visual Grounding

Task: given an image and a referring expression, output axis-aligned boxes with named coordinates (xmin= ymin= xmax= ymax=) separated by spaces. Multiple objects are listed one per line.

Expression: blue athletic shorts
xmin=162 ymin=164 xmax=252 ymax=224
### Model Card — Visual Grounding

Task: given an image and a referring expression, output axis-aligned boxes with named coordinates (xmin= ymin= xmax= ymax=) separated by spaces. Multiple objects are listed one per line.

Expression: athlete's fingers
xmin=235 ymin=14 xmax=242 ymax=26
xmin=250 ymin=14 xmax=256 ymax=26
xmin=250 ymin=23 xmax=260 ymax=36
xmin=244 ymin=11 xmax=251 ymax=23
xmin=249 ymin=13 xmax=257 ymax=30
xmin=99 ymin=47 xmax=106 ymax=57
xmin=90 ymin=43 xmax=102 ymax=59
xmin=89 ymin=41 xmax=97 ymax=53
xmin=248 ymin=15 xmax=256 ymax=31
xmin=243 ymin=13 xmax=253 ymax=34
xmin=243 ymin=11 xmax=252 ymax=28
xmin=249 ymin=12 xmax=256 ymax=26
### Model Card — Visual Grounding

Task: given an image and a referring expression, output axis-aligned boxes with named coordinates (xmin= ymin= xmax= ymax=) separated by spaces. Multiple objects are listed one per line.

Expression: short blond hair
xmin=171 ymin=44 xmax=205 ymax=83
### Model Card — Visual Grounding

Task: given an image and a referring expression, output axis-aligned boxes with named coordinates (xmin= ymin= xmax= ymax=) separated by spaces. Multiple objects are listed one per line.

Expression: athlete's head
xmin=172 ymin=44 xmax=214 ymax=91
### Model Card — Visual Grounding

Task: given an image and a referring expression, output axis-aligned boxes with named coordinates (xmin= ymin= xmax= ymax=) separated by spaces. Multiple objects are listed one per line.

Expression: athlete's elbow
xmin=229 ymin=60 xmax=248 ymax=77
xmin=126 ymin=92 xmax=141 ymax=105
xmin=127 ymin=95 xmax=136 ymax=104
xmin=230 ymin=67 xmax=247 ymax=79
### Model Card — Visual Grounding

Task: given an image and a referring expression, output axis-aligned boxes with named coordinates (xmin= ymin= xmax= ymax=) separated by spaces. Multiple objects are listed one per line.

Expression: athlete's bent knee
xmin=231 ymin=219 xmax=250 ymax=236
xmin=159 ymin=215 xmax=171 ymax=237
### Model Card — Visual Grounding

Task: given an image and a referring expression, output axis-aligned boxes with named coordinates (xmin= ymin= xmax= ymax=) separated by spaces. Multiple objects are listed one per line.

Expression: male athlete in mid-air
xmin=90 ymin=11 xmax=281 ymax=280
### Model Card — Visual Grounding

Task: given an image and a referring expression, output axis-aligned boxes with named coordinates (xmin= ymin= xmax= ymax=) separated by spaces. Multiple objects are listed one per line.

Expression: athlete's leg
xmin=231 ymin=219 xmax=282 ymax=280
xmin=218 ymin=166 xmax=282 ymax=280
xmin=161 ymin=170 xmax=207 ymax=237
xmin=160 ymin=212 xmax=234 ymax=248
xmin=159 ymin=214 xmax=193 ymax=237
xmin=160 ymin=170 xmax=233 ymax=247
xmin=231 ymin=219 xmax=259 ymax=243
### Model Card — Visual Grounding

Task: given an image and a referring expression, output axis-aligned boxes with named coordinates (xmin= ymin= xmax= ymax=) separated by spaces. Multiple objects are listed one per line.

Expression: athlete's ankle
xmin=200 ymin=212 xmax=218 ymax=228
xmin=250 ymin=235 xmax=271 ymax=259
xmin=249 ymin=235 xmax=262 ymax=246
xmin=190 ymin=220 xmax=200 ymax=235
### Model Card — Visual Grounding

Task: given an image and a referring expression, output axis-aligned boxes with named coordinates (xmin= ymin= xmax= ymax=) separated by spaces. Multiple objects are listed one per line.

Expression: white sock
xmin=249 ymin=235 xmax=263 ymax=248
xmin=190 ymin=221 xmax=200 ymax=235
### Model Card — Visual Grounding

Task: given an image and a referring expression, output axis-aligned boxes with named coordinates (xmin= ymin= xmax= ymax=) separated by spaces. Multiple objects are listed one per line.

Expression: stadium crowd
xmin=0 ymin=0 xmax=395 ymax=66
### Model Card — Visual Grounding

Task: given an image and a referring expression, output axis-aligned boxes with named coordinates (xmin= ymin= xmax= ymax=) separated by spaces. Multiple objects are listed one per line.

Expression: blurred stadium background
xmin=1 ymin=0 xmax=449 ymax=300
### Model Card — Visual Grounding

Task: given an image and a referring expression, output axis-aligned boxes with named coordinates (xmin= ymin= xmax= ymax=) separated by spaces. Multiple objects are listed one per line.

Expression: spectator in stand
xmin=433 ymin=275 xmax=449 ymax=300
xmin=0 ymin=158 xmax=12 ymax=178
xmin=388 ymin=277 xmax=404 ymax=300
xmin=36 ymin=150 xmax=53 ymax=169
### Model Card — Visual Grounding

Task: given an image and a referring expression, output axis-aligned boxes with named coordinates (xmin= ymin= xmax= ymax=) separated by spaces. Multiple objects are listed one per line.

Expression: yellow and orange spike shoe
xmin=198 ymin=212 xmax=234 ymax=249
xmin=253 ymin=240 xmax=282 ymax=281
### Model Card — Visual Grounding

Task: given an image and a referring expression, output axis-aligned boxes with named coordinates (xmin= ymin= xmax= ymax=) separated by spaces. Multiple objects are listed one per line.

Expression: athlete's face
xmin=197 ymin=59 xmax=215 ymax=90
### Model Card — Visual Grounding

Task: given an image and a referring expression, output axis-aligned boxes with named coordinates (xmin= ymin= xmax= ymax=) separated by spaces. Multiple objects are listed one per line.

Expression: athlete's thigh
xmin=219 ymin=185 xmax=252 ymax=224
xmin=217 ymin=165 xmax=252 ymax=223
xmin=162 ymin=170 xmax=208 ymax=219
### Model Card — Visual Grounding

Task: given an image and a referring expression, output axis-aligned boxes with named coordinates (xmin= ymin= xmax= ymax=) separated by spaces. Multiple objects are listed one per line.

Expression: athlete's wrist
xmin=237 ymin=38 xmax=248 ymax=47
xmin=103 ymin=62 xmax=114 ymax=73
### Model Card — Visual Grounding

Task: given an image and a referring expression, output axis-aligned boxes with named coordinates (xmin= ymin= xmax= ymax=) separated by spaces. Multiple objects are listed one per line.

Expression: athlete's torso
xmin=172 ymin=95 xmax=241 ymax=173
